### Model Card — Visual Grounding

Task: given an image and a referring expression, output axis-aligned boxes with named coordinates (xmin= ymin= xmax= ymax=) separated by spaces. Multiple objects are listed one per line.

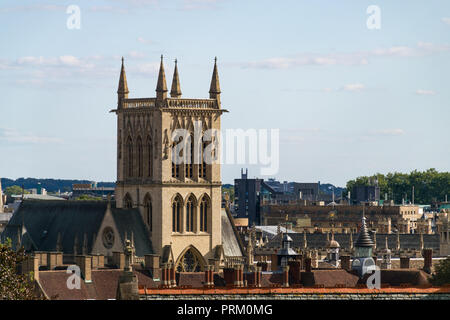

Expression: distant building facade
xmin=352 ymin=185 xmax=380 ymax=204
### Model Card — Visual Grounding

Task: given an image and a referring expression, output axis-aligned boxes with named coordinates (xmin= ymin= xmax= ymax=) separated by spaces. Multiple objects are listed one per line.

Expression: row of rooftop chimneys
xmin=117 ymin=55 xmax=221 ymax=104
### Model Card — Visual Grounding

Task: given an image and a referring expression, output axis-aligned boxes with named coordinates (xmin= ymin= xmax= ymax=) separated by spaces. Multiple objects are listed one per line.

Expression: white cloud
xmin=442 ymin=18 xmax=450 ymax=25
xmin=182 ymin=0 xmax=222 ymax=10
xmin=133 ymin=62 xmax=160 ymax=75
xmin=240 ymin=42 xmax=450 ymax=70
xmin=137 ymin=37 xmax=154 ymax=45
xmin=371 ymin=129 xmax=405 ymax=136
xmin=0 ymin=127 xmax=63 ymax=144
xmin=241 ymin=53 xmax=368 ymax=69
xmin=0 ymin=5 xmax=65 ymax=14
xmin=342 ymin=83 xmax=365 ymax=92
xmin=128 ymin=51 xmax=146 ymax=59
xmin=416 ymin=89 xmax=436 ymax=95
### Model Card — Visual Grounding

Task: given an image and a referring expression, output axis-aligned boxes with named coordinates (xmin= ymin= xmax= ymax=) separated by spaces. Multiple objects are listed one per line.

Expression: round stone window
xmin=102 ymin=227 xmax=115 ymax=249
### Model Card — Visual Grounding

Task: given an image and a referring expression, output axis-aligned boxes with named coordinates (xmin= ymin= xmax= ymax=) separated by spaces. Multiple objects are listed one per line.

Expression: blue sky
xmin=0 ymin=0 xmax=449 ymax=186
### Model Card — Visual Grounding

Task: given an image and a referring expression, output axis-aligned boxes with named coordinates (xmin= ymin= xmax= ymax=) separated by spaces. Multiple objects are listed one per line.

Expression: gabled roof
xmin=1 ymin=200 xmax=153 ymax=256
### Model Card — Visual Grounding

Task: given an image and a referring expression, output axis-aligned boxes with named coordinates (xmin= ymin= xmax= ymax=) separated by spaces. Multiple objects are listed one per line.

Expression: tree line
xmin=1 ymin=178 xmax=115 ymax=193
xmin=345 ymin=168 xmax=450 ymax=204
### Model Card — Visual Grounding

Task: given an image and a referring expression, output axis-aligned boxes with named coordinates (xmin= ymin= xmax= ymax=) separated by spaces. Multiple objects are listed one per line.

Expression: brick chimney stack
xmin=169 ymin=263 xmax=176 ymax=288
xmin=340 ymin=255 xmax=351 ymax=271
xmin=204 ymin=265 xmax=214 ymax=288
xmin=305 ymin=257 xmax=312 ymax=272
xmin=422 ymin=248 xmax=433 ymax=274
xmin=282 ymin=265 xmax=290 ymax=288
xmin=144 ymin=254 xmax=161 ymax=280
xmin=75 ymin=255 xmax=92 ymax=283
xmin=400 ymin=256 xmax=410 ymax=269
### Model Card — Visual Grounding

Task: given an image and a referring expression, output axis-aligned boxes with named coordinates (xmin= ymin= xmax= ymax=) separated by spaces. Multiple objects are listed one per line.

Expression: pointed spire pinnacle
xmin=209 ymin=56 xmax=221 ymax=105
xmin=355 ymin=208 xmax=374 ymax=247
xmin=156 ymin=54 xmax=168 ymax=100
xmin=170 ymin=58 xmax=182 ymax=98
xmin=117 ymin=57 xmax=129 ymax=99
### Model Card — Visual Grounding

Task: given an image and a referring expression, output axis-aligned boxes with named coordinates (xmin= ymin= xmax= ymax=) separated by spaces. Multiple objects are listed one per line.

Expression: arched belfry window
xmin=185 ymin=133 xmax=194 ymax=179
xmin=137 ymin=136 xmax=143 ymax=177
xmin=147 ymin=136 xmax=153 ymax=178
xmin=124 ymin=193 xmax=133 ymax=209
xmin=144 ymin=194 xmax=152 ymax=232
xmin=186 ymin=195 xmax=196 ymax=232
xmin=172 ymin=195 xmax=182 ymax=233
xmin=126 ymin=136 xmax=133 ymax=178
xmin=199 ymin=137 xmax=207 ymax=179
xmin=200 ymin=195 xmax=209 ymax=232
xmin=172 ymin=136 xmax=182 ymax=179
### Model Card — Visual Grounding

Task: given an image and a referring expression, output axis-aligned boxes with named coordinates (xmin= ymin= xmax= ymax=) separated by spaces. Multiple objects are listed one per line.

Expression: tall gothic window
xmin=126 ymin=136 xmax=133 ymax=177
xmin=186 ymin=195 xmax=195 ymax=232
xmin=172 ymin=136 xmax=182 ymax=179
xmin=185 ymin=133 xmax=194 ymax=178
xmin=200 ymin=196 xmax=209 ymax=232
xmin=147 ymin=136 xmax=153 ymax=178
xmin=144 ymin=195 xmax=152 ymax=232
xmin=199 ymin=140 xmax=207 ymax=179
xmin=137 ymin=136 xmax=143 ymax=177
xmin=124 ymin=193 xmax=133 ymax=209
xmin=172 ymin=195 xmax=182 ymax=233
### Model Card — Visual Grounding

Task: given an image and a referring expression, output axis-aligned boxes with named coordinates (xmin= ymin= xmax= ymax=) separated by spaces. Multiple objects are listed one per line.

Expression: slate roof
xmin=38 ymin=265 xmax=157 ymax=300
xmin=264 ymin=232 xmax=440 ymax=252
xmin=221 ymin=208 xmax=244 ymax=257
xmin=1 ymin=200 xmax=153 ymax=256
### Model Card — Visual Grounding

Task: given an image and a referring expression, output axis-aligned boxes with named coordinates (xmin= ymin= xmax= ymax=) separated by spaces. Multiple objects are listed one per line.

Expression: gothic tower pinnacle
xmin=117 ymin=57 xmax=129 ymax=103
xmin=209 ymin=57 xmax=221 ymax=106
xmin=156 ymin=54 xmax=168 ymax=100
xmin=170 ymin=59 xmax=182 ymax=98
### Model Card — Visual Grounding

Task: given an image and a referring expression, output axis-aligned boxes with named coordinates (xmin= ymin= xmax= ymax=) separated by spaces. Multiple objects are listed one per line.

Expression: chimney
xmin=270 ymin=254 xmax=278 ymax=271
xmin=223 ymin=267 xmax=234 ymax=286
xmin=113 ymin=251 xmax=125 ymax=269
xmin=288 ymin=260 xmax=301 ymax=284
xmin=422 ymin=248 xmax=433 ymax=274
xmin=400 ymin=256 xmax=410 ymax=269
xmin=144 ymin=254 xmax=161 ymax=280
xmin=76 ymin=255 xmax=92 ymax=283
xmin=282 ymin=265 xmax=290 ymax=288
xmin=305 ymin=258 xmax=312 ymax=272
xmin=257 ymin=266 xmax=262 ymax=287
xmin=233 ymin=266 xmax=239 ymax=287
xmin=340 ymin=255 xmax=351 ymax=271
xmin=47 ymin=252 xmax=62 ymax=270
xmin=170 ymin=263 xmax=176 ymax=288
xmin=162 ymin=263 xmax=170 ymax=288
xmin=204 ymin=265 xmax=214 ymax=288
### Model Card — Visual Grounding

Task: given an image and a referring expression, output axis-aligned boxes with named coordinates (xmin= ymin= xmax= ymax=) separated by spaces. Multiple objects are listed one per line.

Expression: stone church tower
xmin=112 ymin=56 xmax=226 ymax=271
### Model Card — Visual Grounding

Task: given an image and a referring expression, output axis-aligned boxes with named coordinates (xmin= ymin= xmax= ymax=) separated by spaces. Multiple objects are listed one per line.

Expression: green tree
xmin=4 ymin=185 xmax=29 ymax=197
xmin=345 ymin=169 xmax=450 ymax=204
xmin=222 ymin=186 xmax=235 ymax=203
xmin=0 ymin=239 xmax=37 ymax=300
xmin=430 ymin=257 xmax=450 ymax=286
xmin=74 ymin=194 xmax=102 ymax=201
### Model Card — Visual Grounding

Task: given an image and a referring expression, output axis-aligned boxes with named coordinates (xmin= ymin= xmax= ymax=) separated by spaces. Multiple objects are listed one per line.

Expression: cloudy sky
xmin=0 ymin=0 xmax=449 ymax=186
